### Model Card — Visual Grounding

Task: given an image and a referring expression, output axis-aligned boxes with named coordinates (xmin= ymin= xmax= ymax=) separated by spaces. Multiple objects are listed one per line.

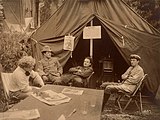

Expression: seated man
xmin=37 ymin=46 xmax=63 ymax=84
xmin=60 ymin=57 xmax=93 ymax=87
xmin=101 ymin=54 xmax=144 ymax=107
xmin=9 ymin=56 xmax=44 ymax=100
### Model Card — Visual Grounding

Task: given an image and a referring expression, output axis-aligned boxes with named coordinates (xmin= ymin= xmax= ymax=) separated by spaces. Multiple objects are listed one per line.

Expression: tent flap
xmin=31 ymin=0 xmax=160 ymax=95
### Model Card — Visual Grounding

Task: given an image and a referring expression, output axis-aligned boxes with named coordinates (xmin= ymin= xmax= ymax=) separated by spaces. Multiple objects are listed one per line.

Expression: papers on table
xmin=32 ymin=86 xmax=41 ymax=90
xmin=32 ymin=90 xmax=71 ymax=105
xmin=62 ymin=88 xmax=84 ymax=95
xmin=0 ymin=109 xmax=40 ymax=120
xmin=57 ymin=114 xmax=66 ymax=120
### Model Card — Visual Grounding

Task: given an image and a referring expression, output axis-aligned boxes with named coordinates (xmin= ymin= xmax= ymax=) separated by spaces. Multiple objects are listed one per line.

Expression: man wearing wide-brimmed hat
xmin=37 ymin=45 xmax=63 ymax=84
xmin=101 ymin=54 xmax=144 ymax=107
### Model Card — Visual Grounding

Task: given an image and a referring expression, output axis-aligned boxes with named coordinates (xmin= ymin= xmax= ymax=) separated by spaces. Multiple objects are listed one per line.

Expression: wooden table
xmin=11 ymin=85 xmax=104 ymax=120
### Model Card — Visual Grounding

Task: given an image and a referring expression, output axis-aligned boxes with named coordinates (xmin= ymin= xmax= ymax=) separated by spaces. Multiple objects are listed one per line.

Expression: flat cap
xmin=130 ymin=54 xmax=141 ymax=60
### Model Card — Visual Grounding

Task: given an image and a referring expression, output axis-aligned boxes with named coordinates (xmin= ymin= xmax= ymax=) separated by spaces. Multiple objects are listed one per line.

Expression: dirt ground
xmin=101 ymin=96 xmax=160 ymax=120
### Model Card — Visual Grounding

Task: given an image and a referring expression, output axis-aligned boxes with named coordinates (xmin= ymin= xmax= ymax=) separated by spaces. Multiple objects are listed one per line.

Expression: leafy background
xmin=0 ymin=32 xmax=31 ymax=72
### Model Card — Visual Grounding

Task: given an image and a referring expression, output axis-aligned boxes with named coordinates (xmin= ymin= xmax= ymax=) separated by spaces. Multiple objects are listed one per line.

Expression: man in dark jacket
xmin=37 ymin=46 xmax=63 ymax=84
xmin=60 ymin=57 xmax=93 ymax=87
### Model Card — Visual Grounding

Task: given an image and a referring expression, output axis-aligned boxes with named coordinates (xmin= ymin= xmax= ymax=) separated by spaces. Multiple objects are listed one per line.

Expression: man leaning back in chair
xmin=60 ymin=57 xmax=93 ymax=87
xmin=101 ymin=54 xmax=144 ymax=108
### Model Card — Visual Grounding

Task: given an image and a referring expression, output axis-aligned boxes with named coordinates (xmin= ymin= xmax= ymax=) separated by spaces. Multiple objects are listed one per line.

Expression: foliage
xmin=40 ymin=0 xmax=64 ymax=25
xmin=0 ymin=1 xmax=5 ymax=32
xmin=40 ymin=0 xmax=52 ymax=25
xmin=125 ymin=0 xmax=160 ymax=31
xmin=0 ymin=32 xmax=31 ymax=72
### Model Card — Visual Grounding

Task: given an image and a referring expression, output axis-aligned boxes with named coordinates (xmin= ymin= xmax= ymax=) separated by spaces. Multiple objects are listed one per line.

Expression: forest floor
xmin=101 ymin=95 xmax=160 ymax=120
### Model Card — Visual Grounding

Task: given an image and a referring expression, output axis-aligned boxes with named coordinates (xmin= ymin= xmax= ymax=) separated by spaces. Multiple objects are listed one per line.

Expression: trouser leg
xmin=60 ymin=74 xmax=73 ymax=85
xmin=47 ymin=74 xmax=62 ymax=85
xmin=102 ymin=93 xmax=110 ymax=111
xmin=73 ymin=76 xmax=83 ymax=87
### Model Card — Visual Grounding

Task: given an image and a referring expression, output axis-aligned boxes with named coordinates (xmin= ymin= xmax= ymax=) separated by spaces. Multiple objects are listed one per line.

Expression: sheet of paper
xmin=83 ymin=26 xmax=101 ymax=39
xmin=57 ymin=114 xmax=66 ymax=120
xmin=63 ymin=35 xmax=75 ymax=51
xmin=32 ymin=86 xmax=41 ymax=89
xmin=62 ymin=88 xmax=84 ymax=95
xmin=0 ymin=109 xmax=40 ymax=120
xmin=32 ymin=90 xmax=71 ymax=105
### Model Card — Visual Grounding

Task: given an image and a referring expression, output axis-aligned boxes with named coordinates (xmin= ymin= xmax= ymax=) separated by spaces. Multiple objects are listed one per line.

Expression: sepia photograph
xmin=0 ymin=0 xmax=160 ymax=120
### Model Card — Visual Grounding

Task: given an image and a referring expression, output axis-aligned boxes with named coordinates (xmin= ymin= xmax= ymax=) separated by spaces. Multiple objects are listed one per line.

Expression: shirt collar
xmin=18 ymin=66 xmax=26 ymax=73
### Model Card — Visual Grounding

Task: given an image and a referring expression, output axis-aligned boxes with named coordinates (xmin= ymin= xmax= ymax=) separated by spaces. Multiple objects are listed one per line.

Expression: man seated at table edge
xmin=9 ymin=56 xmax=44 ymax=100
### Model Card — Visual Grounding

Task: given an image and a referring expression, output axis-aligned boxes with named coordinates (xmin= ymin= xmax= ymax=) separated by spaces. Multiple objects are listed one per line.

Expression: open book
xmin=32 ymin=90 xmax=71 ymax=105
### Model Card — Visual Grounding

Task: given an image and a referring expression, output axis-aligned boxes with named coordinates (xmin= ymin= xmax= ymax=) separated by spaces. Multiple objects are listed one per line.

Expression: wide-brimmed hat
xmin=41 ymin=45 xmax=52 ymax=53
xmin=130 ymin=54 xmax=141 ymax=60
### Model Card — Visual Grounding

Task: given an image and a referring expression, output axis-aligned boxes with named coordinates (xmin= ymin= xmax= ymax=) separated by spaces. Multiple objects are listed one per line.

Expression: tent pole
xmin=90 ymin=20 xmax=93 ymax=58
xmin=38 ymin=1 xmax=44 ymax=28
xmin=38 ymin=3 xmax=41 ymax=28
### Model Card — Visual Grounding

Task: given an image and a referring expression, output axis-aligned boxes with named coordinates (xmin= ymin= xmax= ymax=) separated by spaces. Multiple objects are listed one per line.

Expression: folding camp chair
xmin=0 ymin=72 xmax=19 ymax=111
xmin=84 ymin=71 xmax=94 ymax=88
xmin=116 ymin=74 xmax=147 ymax=113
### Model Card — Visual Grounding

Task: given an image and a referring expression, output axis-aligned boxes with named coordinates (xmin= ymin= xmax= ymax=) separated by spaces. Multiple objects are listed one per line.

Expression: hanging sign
xmin=63 ymin=35 xmax=75 ymax=51
xmin=83 ymin=26 xmax=101 ymax=39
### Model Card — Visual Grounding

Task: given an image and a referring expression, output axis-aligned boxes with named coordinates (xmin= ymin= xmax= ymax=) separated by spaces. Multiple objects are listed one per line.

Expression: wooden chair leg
xmin=117 ymin=101 xmax=122 ymax=113
xmin=135 ymin=100 xmax=140 ymax=111
xmin=134 ymin=93 xmax=143 ymax=113
xmin=123 ymin=98 xmax=132 ymax=111
xmin=139 ymin=92 xmax=143 ymax=113
xmin=0 ymin=99 xmax=9 ymax=112
xmin=116 ymin=95 xmax=123 ymax=113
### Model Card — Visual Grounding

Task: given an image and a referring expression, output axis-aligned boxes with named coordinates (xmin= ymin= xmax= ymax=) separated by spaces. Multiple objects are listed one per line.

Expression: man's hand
xmin=42 ymin=75 xmax=48 ymax=81
xmin=100 ymin=82 xmax=108 ymax=89
xmin=32 ymin=86 xmax=41 ymax=95
xmin=77 ymin=69 xmax=82 ymax=72
xmin=54 ymin=73 xmax=61 ymax=77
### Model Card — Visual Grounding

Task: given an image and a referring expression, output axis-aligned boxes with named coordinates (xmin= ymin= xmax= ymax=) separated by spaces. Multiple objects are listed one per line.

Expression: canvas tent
xmin=31 ymin=0 xmax=160 ymax=96
xmin=3 ymin=0 xmax=36 ymax=32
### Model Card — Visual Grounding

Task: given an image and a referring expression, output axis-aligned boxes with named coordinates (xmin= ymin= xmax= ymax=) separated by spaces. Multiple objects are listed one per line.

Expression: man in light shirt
xmin=9 ymin=56 xmax=44 ymax=100
xmin=101 ymin=54 xmax=144 ymax=108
